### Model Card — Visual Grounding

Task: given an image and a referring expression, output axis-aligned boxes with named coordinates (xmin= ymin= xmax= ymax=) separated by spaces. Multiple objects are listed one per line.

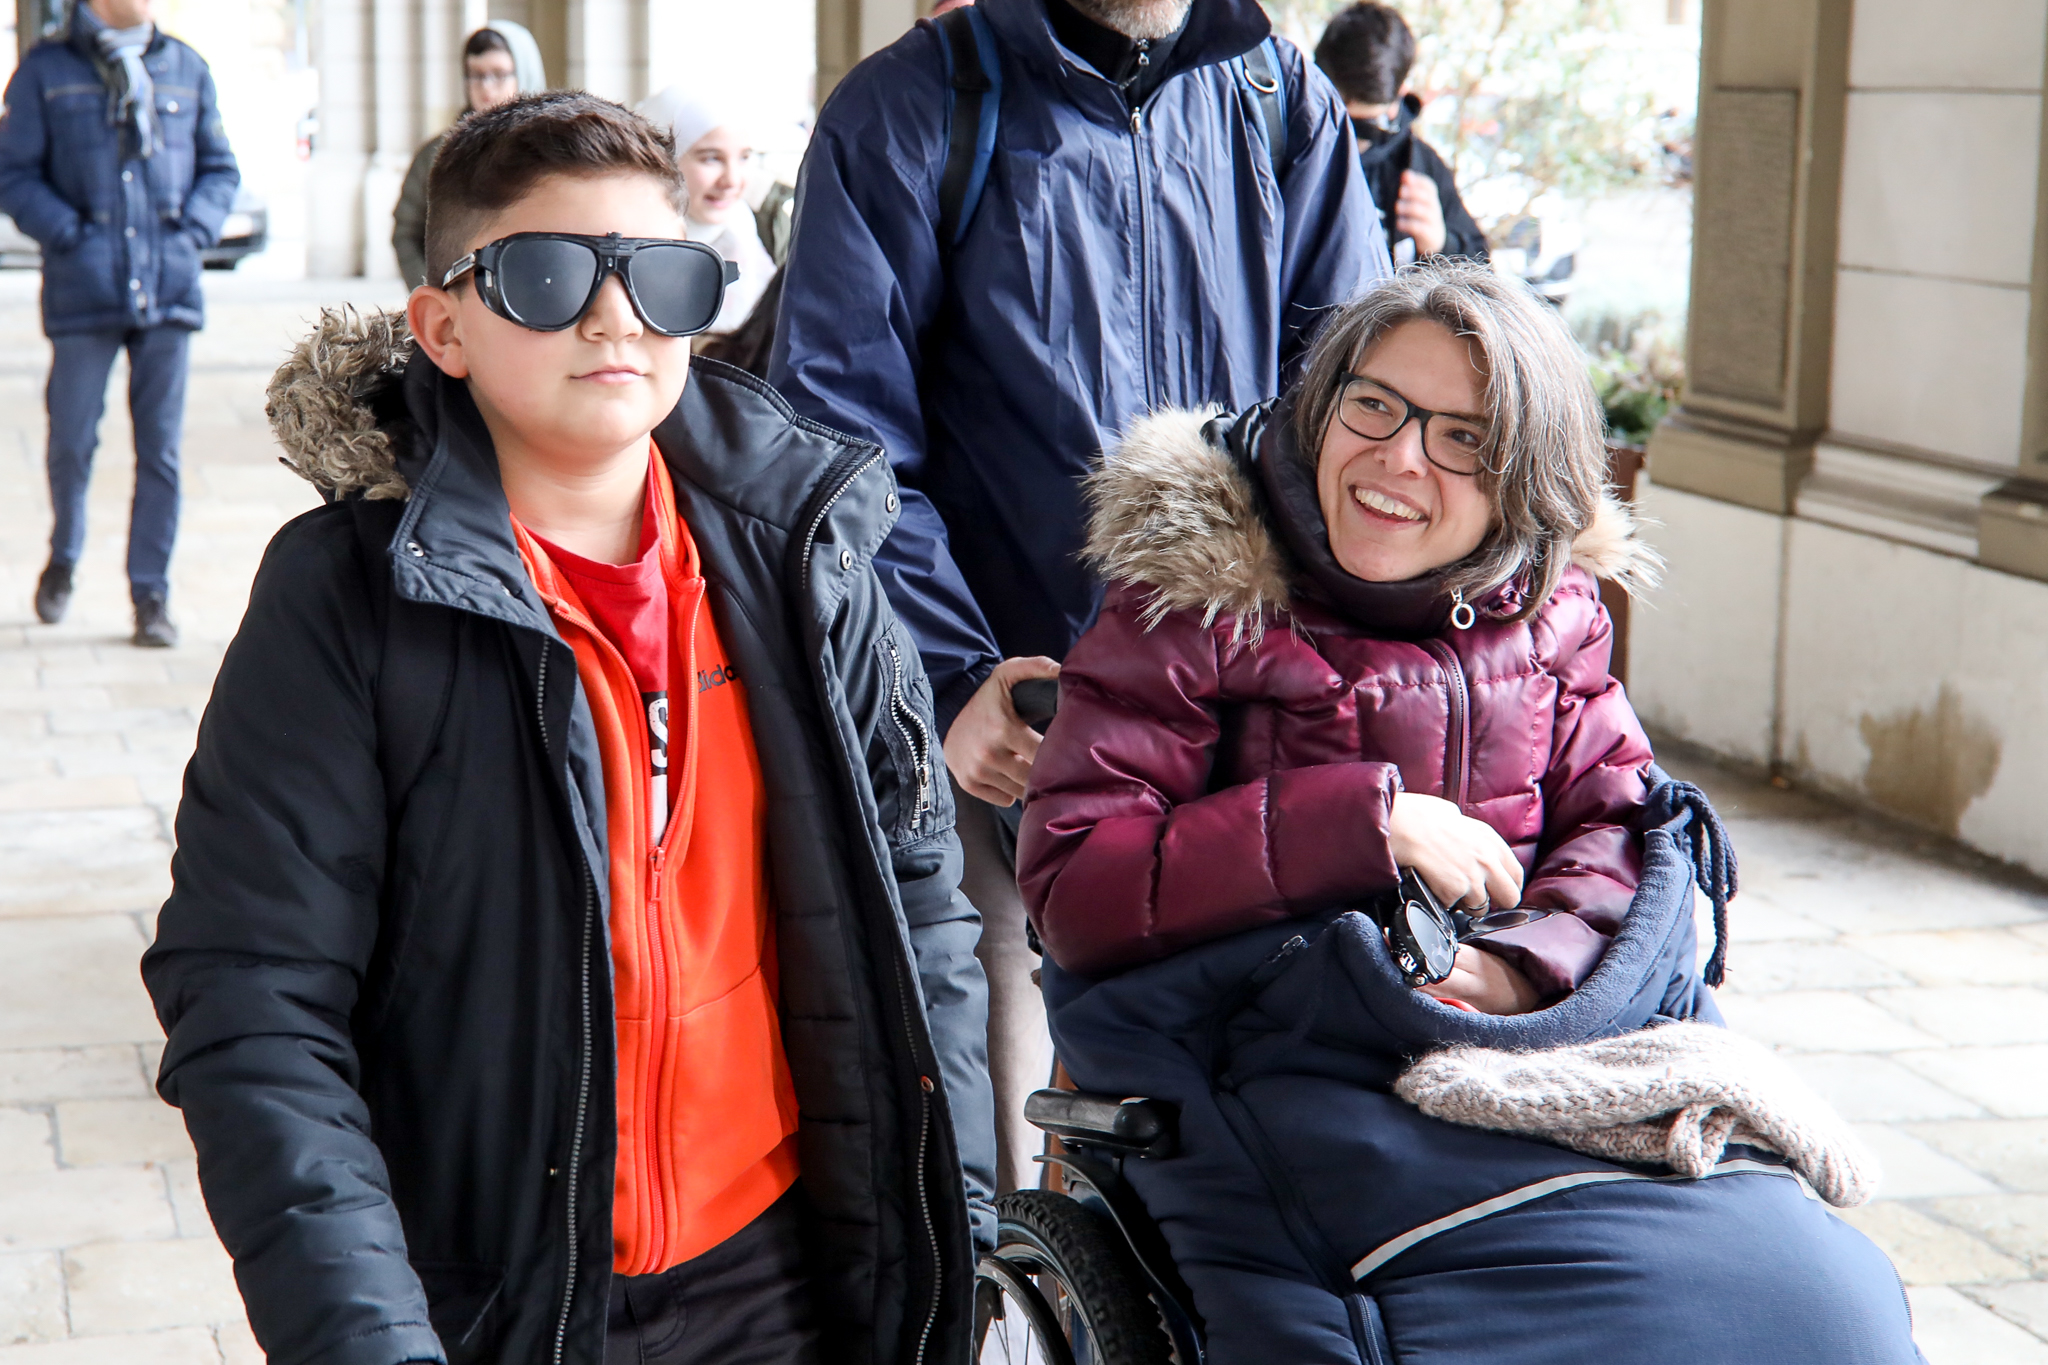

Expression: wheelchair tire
xmin=976 ymin=1189 xmax=1174 ymax=1365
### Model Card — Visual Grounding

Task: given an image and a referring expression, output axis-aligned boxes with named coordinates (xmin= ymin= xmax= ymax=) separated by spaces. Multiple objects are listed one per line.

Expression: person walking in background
xmin=771 ymin=0 xmax=1384 ymax=1194
xmin=0 ymin=0 xmax=237 ymax=648
xmin=638 ymin=86 xmax=776 ymax=339
xmin=390 ymin=20 xmax=544 ymax=289
xmin=1315 ymin=2 xmax=1488 ymax=266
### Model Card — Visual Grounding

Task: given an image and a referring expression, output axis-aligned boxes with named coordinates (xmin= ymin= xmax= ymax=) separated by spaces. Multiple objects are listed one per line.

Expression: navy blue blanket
xmin=1043 ymin=779 xmax=1922 ymax=1364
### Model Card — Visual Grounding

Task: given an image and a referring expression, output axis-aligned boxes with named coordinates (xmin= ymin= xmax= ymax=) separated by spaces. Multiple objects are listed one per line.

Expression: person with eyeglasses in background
xmin=1315 ymin=2 xmax=1488 ymax=268
xmin=391 ymin=20 xmax=546 ymax=289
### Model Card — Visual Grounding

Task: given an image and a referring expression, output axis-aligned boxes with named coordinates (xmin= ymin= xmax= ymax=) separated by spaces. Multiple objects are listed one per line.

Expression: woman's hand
xmin=1386 ymin=791 xmax=1524 ymax=911
xmin=942 ymin=656 xmax=1060 ymax=806
xmin=1419 ymin=944 xmax=1544 ymax=1015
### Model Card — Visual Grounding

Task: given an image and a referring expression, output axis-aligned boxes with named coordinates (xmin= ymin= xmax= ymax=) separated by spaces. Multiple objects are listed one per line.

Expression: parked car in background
xmin=0 ymin=188 xmax=266 ymax=270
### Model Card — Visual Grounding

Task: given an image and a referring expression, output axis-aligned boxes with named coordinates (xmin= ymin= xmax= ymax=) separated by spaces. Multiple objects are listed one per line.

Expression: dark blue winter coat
xmin=0 ymin=5 xmax=238 ymax=336
xmin=1044 ymin=782 xmax=1924 ymax=1365
xmin=769 ymin=0 xmax=1387 ymax=727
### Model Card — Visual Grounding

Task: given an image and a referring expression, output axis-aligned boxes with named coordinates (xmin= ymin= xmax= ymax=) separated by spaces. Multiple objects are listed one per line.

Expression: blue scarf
xmin=91 ymin=18 xmax=159 ymax=160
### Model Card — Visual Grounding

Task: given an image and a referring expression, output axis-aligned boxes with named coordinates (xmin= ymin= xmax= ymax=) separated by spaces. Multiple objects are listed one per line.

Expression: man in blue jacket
xmin=0 ymin=0 xmax=238 ymax=647
xmin=770 ymin=0 xmax=1385 ymax=1189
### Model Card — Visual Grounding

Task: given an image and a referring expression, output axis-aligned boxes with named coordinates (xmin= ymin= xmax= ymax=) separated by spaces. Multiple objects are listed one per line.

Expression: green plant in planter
xmin=1589 ymin=344 xmax=1683 ymax=447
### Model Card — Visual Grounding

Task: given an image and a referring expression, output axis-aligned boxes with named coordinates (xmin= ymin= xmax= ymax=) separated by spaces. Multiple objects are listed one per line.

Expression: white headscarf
xmin=636 ymin=85 xmax=775 ymax=336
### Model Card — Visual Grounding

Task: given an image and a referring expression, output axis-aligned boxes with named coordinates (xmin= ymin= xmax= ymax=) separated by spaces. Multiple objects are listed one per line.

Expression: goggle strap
xmin=441 ymin=252 xmax=477 ymax=290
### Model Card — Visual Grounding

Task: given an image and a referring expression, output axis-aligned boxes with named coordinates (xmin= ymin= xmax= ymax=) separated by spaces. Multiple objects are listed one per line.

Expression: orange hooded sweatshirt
xmin=513 ymin=449 xmax=799 ymax=1276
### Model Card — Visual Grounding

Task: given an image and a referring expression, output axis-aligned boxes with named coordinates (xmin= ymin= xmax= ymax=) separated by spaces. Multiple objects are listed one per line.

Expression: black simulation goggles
xmin=440 ymin=232 xmax=739 ymax=337
xmin=1372 ymin=868 xmax=1557 ymax=988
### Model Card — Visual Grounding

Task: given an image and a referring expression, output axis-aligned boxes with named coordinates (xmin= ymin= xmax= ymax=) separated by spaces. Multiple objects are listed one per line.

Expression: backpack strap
xmin=927 ymin=4 xmax=1003 ymax=249
xmin=1240 ymin=37 xmax=1288 ymax=170
xmin=349 ymin=498 xmax=458 ymax=814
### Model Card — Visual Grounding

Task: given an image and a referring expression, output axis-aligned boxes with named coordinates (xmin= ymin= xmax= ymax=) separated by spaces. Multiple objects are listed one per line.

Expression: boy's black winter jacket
xmin=1358 ymin=94 xmax=1488 ymax=266
xmin=141 ymin=311 xmax=997 ymax=1365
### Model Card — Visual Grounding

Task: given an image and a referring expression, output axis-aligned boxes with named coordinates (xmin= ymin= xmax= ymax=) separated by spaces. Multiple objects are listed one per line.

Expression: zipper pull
xmin=1449 ymin=588 xmax=1476 ymax=630
xmin=649 ymin=842 xmax=666 ymax=885
xmin=914 ymin=761 xmax=933 ymax=819
xmin=1136 ymin=38 xmax=1150 ymax=67
xmin=1130 ymin=107 xmax=1143 ymax=134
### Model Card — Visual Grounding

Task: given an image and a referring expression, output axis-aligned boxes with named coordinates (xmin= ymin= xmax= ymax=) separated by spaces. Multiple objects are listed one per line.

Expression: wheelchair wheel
xmin=976 ymin=1189 xmax=1173 ymax=1365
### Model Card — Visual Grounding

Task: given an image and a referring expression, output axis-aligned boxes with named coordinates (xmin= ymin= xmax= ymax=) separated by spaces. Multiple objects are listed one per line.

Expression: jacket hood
xmin=1082 ymin=405 xmax=1661 ymax=633
xmin=266 ymin=306 xmax=416 ymax=503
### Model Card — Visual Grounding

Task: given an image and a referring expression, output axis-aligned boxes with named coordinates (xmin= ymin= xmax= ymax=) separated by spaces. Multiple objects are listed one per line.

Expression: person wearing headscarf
xmin=636 ymin=87 xmax=777 ymax=337
xmin=391 ymin=21 xmax=546 ymax=289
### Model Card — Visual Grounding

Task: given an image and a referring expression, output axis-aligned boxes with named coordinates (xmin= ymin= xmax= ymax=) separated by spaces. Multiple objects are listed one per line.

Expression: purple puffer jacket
xmin=1017 ymin=405 xmax=1663 ymax=993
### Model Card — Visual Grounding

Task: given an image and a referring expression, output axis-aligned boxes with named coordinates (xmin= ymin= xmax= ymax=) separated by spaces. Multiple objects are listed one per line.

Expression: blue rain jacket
xmin=770 ymin=0 xmax=1386 ymax=727
xmin=0 ymin=5 xmax=238 ymax=336
xmin=1043 ymin=780 xmax=1924 ymax=1364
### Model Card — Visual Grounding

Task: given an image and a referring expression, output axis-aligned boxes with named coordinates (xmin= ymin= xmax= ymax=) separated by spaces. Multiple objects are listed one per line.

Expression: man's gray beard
xmin=1066 ymin=0 xmax=1192 ymax=42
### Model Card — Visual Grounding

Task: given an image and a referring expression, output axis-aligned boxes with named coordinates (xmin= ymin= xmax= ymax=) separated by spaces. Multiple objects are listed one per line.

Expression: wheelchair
xmin=974 ymin=1087 xmax=1200 ymax=1365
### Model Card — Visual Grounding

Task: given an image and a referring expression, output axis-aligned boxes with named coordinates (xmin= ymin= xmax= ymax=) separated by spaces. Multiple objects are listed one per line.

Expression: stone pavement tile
xmin=215 ymin=1320 xmax=261 ymax=1365
xmin=0 ymin=810 xmax=169 ymax=916
xmin=1722 ymin=892 xmax=1835 ymax=942
xmin=0 ymin=1251 xmax=66 ymax=1346
xmin=1836 ymin=1203 xmax=2031 ymax=1284
xmin=37 ymin=659 xmax=172 ymax=688
xmin=1719 ymin=939 xmax=1912 ymax=993
xmin=0 ymin=917 xmax=160 ymax=1048
xmin=64 ymin=1237 xmax=243 ymax=1336
xmin=5 ymin=733 xmax=122 ymax=763
xmin=2015 ymin=924 xmax=2048 ymax=953
xmin=1926 ymin=1196 xmax=2048 ymax=1274
xmin=1851 ymin=930 xmax=2048 ymax=986
xmin=0 ymin=687 xmax=111 ymax=713
xmin=1869 ymin=988 xmax=2048 ymax=1046
xmin=1789 ymin=1053 xmax=1987 ymax=1121
xmin=0 ymin=1167 xmax=174 ymax=1249
xmin=1970 ymin=1283 xmax=2048 ymax=1344
xmin=47 ymin=708 xmax=190 ymax=737
xmin=1716 ymin=990 xmax=1944 ymax=1052
xmin=0 ymin=1111 xmax=55 ymax=1174
xmin=1909 ymin=1286 xmax=2048 ymax=1363
xmin=1908 ymin=1121 xmax=2048 ymax=1192
xmin=55 ymin=1100 xmax=191 ymax=1168
xmin=103 ymin=685 xmax=212 ymax=713
xmin=1896 ymin=1047 xmax=2048 ymax=1119
xmin=0 ymin=1327 xmax=223 ymax=1365
xmin=0 ymin=1048 xmax=148 ymax=1104
xmin=1767 ymin=865 xmax=2048 ymax=936
xmin=0 ymin=778 xmax=141 ymax=814
xmin=161 ymin=1162 xmax=213 ymax=1240
xmin=1854 ymin=1125 xmax=2002 ymax=1198
xmin=0 ymin=713 xmax=46 ymax=739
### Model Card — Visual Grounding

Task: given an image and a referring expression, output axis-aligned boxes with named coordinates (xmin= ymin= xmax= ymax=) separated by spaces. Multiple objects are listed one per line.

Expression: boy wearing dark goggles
xmin=146 ymin=92 xmax=991 ymax=1365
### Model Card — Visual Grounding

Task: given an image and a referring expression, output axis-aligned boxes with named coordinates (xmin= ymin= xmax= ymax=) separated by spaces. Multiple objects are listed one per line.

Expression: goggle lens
xmin=626 ymin=243 xmax=726 ymax=336
xmin=497 ymin=236 xmax=601 ymax=330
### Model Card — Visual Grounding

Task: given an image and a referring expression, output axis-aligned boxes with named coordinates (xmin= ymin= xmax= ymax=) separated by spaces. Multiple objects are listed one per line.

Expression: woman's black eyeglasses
xmin=1337 ymin=373 xmax=1494 ymax=477
xmin=440 ymin=232 xmax=739 ymax=338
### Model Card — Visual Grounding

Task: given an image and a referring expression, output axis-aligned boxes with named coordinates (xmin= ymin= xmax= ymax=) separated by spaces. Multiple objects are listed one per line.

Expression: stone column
xmin=1647 ymin=0 xmax=1852 ymax=515
xmin=307 ymin=0 xmax=373 ymax=277
xmin=816 ymin=0 xmax=920 ymax=107
xmin=360 ymin=0 xmax=419 ymax=281
xmin=1980 ymin=40 xmax=2048 ymax=582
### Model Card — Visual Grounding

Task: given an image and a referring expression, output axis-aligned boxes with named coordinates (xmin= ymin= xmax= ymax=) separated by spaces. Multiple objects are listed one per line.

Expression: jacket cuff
xmin=1467 ymin=912 xmax=1611 ymax=1002
xmin=934 ymin=659 xmax=996 ymax=743
xmin=1267 ymin=762 xmax=1402 ymax=904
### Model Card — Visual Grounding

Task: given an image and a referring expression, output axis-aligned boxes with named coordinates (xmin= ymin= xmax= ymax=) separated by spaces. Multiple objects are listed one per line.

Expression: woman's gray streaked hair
xmin=1293 ymin=259 xmax=1611 ymax=621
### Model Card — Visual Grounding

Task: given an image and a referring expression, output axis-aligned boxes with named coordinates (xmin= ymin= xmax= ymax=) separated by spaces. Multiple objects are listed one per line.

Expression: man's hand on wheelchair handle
xmin=943 ymin=656 xmax=1061 ymax=806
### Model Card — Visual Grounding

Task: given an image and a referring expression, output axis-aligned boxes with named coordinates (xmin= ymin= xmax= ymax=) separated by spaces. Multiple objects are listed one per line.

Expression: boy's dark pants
xmin=605 ymin=1187 xmax=819 ymax=1365
xmin=45 ymin=325 xmax=191 ymax=601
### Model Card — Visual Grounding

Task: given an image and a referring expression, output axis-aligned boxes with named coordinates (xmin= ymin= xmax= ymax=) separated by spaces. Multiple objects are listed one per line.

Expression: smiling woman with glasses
xmin=1022 ymin=258 xmax=1666 ymax=1016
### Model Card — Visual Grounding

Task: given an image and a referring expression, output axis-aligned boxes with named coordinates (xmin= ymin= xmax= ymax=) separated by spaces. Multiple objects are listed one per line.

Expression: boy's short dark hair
xmin=424 ymin=91 xmax=686 ymax=288
xmin=1314 ymin=3 xmax=1417 ymax=107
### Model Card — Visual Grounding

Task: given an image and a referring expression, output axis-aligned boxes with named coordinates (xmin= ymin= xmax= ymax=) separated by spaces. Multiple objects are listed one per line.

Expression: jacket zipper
xmin=797 ymin=450 xmax=884 ymax=584
xmin=884 ymin=636 xmax=935 ymax=829
xmin=797 ymin=452 xmax=946 ymax=1365
xmin=1128 ymin=103 xmax=1155 ymax=408
xmin=1422 ymin=639 xmax=1471 ymax=808
xmin=539 ymin=640 xmax=600 ymax=1365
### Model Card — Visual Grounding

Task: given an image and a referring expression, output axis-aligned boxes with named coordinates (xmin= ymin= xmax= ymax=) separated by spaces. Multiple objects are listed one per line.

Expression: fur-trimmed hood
xmin=1082 ymin=406 xmax=1661 ymax=630
xmin=265 ymin=306 xmax=418 ymax=502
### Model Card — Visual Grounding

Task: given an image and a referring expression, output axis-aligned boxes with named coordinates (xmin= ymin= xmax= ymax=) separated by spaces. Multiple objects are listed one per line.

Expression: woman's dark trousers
xmin=45 ymin=325 xmax=191 ymax=602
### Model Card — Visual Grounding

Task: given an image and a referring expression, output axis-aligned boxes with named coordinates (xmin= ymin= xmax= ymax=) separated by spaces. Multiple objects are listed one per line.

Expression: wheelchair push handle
xmin=1024 ymin=1088 xmax=1179 ymax=1159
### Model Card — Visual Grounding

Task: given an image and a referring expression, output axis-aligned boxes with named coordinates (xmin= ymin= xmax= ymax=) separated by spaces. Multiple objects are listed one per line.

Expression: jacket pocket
xmin=157 ymin=226 xmax=201 ymax=314
xmin=873 ymin=628 xmax=945 ymax=843
xmin=410 ymin=1261 xmax=505 ymax=1356
xmin=43 ymin=223 xmax=122 ymax=320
